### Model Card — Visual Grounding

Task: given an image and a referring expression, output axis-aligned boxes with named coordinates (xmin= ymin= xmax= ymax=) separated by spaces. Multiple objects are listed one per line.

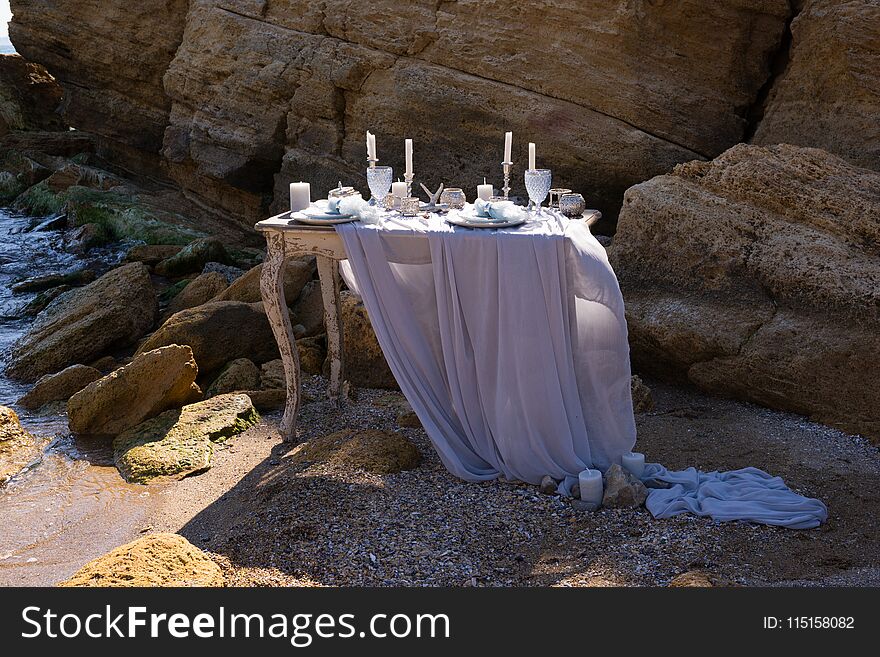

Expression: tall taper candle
xmin=528 ymin=142 xmax=536 ymax=170
xmin=289 ymin=181 xmax=310 ymax=212
xmin=504 ymin=131 xmax=512 ymax=163
xmin=370 ymin=133 xmax=377 ymax=160
xmin=405 ymin=138 xmax=413 ymax=176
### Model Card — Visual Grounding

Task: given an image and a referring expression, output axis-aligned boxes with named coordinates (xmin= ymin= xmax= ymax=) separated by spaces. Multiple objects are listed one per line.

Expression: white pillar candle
xmin=503 ymin=131 xmax=512 ymax=162
xmin=621 ymin=452 xmax=645 ymax=479
xmin=405 ymin=138 xmax=413 ymax=176
xmin=391 ymin=180 xmax=407 ymax=198
xmin=528 ymin=142 xmax=536 ymax=170
xmin=289 ymin=181 xmax=310 ymax=212
xmin=477 ymin=177 xmax=493 ymax=201
xmin=578 ymin=469 xmax=603 ymax=505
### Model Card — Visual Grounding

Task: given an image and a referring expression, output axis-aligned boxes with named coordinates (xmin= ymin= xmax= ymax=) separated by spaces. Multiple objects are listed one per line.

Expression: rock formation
xmin=0 ymin=53 xmax=64 ymax=135
xmin=10 ymin=0 xmax=803 ymax=226
xmin=5 ymin=262 xmax=158 ymax=382
xmin=609 ymin=143 xmax=880 ymax=441
xmin=752 ymin=0 xmax=880 ymax=172
xmin=58 ymin=533 xmax=225 ymax=587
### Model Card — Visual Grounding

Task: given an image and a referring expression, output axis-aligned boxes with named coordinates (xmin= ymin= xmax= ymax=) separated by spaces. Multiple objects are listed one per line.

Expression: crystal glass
xmin=525 ymin=169 xmax=552 ymax=213
xmin=440 ymin=187 xmax=466 ymax=209
xmin=366 ymin=166 xmax=393 ymax=206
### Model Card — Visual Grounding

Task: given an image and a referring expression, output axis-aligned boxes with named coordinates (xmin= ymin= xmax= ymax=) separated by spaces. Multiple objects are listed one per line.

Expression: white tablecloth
xmin=335 ymin=207 xmax=828 ymax=528
xmin=338 ymin=208 xmax=635 ymax=495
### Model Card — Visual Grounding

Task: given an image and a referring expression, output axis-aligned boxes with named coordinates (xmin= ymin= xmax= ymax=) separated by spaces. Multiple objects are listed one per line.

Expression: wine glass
xmin=366 ymin=166 xmax=393 ymax=207
xmin=525 ymin=169 xmax=552 ymax=214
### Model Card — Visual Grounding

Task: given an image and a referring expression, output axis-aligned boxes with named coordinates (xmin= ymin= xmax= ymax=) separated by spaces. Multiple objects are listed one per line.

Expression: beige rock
xmin=631 ymin=375 xmax=655 ymax=414
xmin=58 ymin=533 xmax=224 ymax=587
xmin=290 ymin=428 xmax=421 ymax=475
xmin=125 ymin=244 xmax=184 ymax=267
xmin=136 ymin=300 xmax=280 ymax=376
xmin=753 ymin=1 xmax=880 ymax=172
xmin=241 ymin=389 xmax=286 ymax=412
xmin=113 ymin=393 xmax=259 ymax=483
xmin=165 ymin=271 xmax=228 ymax=315
xmin=0 ymin=405 xmax=42 ymax=484
xmin=298 ymin=336 xmax=325 ymax=375
xmin=260 ymin=359 xmax=285 ymax=390
xmin=17 ymin=364 xmax=102 ymax=410
xmin=206 ymin=358 xmax=261 ymax=397
xmin=291 ymin=279 xmax=324 ymax=336
xmin=610 ymin=144 xmax=880 ymax=441
xmin=212 ymin=259 xmax=314 ymax=305
xmin=68 ymin=345 xmax=199 ymax=437
xmin=340 ymin=291 xmax=397 ymax=389
xmin=6 ymin=262 xmax=158 ymax=382
xmin=602 ymin=463 xmax=648 ymax=509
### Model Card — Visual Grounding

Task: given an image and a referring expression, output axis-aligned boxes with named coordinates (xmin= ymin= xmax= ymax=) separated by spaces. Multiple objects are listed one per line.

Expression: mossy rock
xmin=159 ymin=278 xmax=191 ymax=302
xmin=0 ymin=150 xmax=51 ymax=202
xmin=290 ymin=428 xmax=421 ymax=475
xmin=13 ymin=179 xmax=66 ymax=215
xmin=113 ymin=393 xmax=259 ymax=483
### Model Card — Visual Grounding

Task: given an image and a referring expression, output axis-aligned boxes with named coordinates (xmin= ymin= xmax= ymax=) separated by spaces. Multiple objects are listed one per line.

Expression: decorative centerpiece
xmin=559 ymin=192 xmax=586 ymax=218
xmin=440 ymin=187 xmax=466 ymax=209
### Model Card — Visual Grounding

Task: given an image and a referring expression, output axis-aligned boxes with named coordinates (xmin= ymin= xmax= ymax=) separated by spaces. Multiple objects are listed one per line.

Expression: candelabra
xmin=404 ymin=172 xmax=414 ymax=198
xmin=501 ymin=161 xmax=513 ymax=200
xmin=367 ymin=157 xmax=378 ymax=169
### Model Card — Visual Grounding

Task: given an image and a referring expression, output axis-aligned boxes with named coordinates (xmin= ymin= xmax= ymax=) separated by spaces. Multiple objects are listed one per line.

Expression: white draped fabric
xmin=335 ymin=208 xmax=828 ymax=528
xmin=338 ymin=210 xmax=635 ymax=494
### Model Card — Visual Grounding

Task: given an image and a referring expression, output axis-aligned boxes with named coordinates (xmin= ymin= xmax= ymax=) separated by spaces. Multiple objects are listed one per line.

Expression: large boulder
xmin=165 ymin=271 xmax=228 ymax=315
xmin=68 ymin=345 xmax=200 ymax=437
xmin=752 ymin=0 xmax=880 ymax=172
xmin=125 ymin=244 xmax=184 ymax=267
xmin=5 ymin=262 xmax=158 ymax=382
xmin=113 ymin=393 xmax=259 ymax=483
xmin=136 ymin=300 xmax=280 ymax=376
xmin=340 ymin=291 xmax=397 ymax=389
xmin=292 ymin=280 xmax=324 ymax=337
xmin=17 ymin=364 xmax=103 ymax=410
xmin=154 ymin=237 xmax=229 ymax=278
xmin=0 ymin=406 xmax=42 ymax=484
xmin=212 ymin=259 xmax=314 ymax=305
xmin=58 ymin=533 xmax=224 ymax=587
xmin=610 ymin=144 xmax=880 ymax=441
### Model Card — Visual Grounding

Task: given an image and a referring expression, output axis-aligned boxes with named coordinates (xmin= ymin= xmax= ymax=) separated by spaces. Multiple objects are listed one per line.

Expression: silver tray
xmin=445 ymin=215 xmax=525 ymax=230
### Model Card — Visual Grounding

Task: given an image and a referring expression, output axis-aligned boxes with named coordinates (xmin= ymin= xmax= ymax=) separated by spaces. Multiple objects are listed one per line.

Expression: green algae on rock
xmin=113 ymin=393 xmax=259 ymax=483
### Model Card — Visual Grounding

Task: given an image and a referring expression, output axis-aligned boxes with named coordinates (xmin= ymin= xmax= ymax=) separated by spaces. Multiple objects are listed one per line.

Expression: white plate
xmin=445 ymin=214 xmax=525 ymax=229
xmin=293 ymin=206 xmax=358 ymax=224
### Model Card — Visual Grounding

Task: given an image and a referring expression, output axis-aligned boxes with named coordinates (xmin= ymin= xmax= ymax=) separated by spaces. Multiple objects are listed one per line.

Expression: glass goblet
xmin=524 ymin=169 xmax=552 ymax=214
xmin=366 ymin=166 xmax=393 ymax=207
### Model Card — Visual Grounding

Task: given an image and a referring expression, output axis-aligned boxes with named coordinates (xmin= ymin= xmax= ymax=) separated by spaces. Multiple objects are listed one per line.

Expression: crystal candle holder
xmin=559 ymin=193 xmax=586 ymax=218
xmin=548 ymin=188 xmax=572 ymax=208
xmin=399 ymin=196 xmax=420 ymax=216
xmin=440 ymin=187 xmax=466 ymax=209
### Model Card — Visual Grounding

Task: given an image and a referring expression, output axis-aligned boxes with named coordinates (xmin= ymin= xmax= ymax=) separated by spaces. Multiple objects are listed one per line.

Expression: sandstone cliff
xmin=11 ymin=0 xmax=799 ymax=226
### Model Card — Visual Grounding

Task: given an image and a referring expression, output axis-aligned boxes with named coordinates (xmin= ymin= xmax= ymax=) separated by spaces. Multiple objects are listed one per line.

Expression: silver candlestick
xmin=404 ymin=172 xmax=414 ymax=198
xmin=367 ymin=157 xmax=378 ymax=169
xmin=501 ymin=161 xmax=513 ymax=199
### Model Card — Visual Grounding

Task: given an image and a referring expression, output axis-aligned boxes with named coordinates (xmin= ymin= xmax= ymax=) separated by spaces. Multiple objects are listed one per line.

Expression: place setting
xmin=285 ymin=129 xmax=597 ymax=233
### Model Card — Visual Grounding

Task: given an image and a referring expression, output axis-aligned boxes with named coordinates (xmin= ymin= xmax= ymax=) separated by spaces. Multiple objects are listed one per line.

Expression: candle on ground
xmin=391 ymin=180 xmax=408 ymax=198
xmin=621 ymin=452 xmax=645 ymax=479
xmin=289 ymin=182 xmax=310 ymax=212
xmin=477 ymin=177 xmax=493 ymax=201
xmin=528 ymin=142 xmax=536 ymax=170
xmin=578 ymin=469 xmax=603 ymax=505
xmin=504 ymin=131 xmax=512 ymax=162
xmin=405 ymin=138 xmax=413 ymax=176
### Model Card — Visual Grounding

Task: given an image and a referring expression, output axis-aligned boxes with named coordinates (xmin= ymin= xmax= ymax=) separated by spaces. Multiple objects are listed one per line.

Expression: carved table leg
xmin=316 ymin=255 xmax=347 ymax=404
xmin=260 ymin=232 xmax=301 ymax=441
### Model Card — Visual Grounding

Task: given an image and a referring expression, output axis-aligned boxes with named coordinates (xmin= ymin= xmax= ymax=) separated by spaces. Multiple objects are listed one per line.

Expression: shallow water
xmin=0 ymin=208 xmax=155 ymax=586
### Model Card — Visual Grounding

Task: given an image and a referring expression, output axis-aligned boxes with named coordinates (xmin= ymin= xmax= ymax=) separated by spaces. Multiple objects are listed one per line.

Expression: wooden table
xmin=256 ymin=211 xmax=348 ymax=440
xmin=256 ymin=207 xmax=602 ymax=441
